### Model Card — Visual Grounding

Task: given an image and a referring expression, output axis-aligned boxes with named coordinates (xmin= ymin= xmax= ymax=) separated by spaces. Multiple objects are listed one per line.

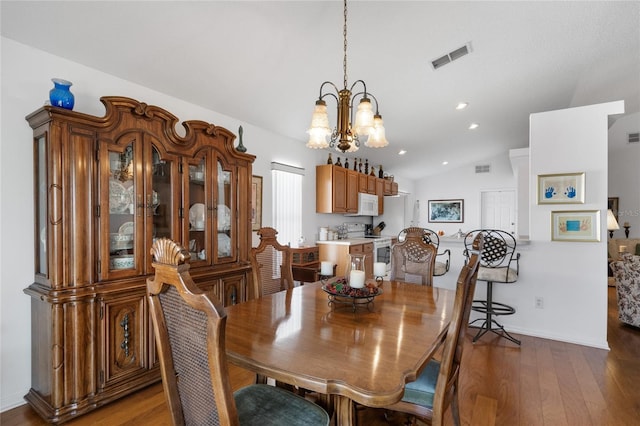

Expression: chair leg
xmin=469 ymin=281 xmax=521 ymax=345
xmin=451 ymin=388 xmax=461 ymax=426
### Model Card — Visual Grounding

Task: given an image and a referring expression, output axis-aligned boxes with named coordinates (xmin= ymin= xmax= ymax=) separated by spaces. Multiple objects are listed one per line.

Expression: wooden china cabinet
xmin=24 ymin=97 xmax=255 ymax=423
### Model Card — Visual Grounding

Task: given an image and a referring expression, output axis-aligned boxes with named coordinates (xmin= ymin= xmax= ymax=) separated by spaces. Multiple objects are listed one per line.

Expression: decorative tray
xmin=321 ymin=278 xmax=382 ymax=310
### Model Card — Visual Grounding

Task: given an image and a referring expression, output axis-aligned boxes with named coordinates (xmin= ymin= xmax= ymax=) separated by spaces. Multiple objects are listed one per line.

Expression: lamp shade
xmin=354 ymin=98 xmax=374 ymax=136
xmin=306 ymin=101 xmax=331 ymax=149
xmin=607 ymin=209 xmax=620 ymax=231
xmin=364 ymin=115 xmax=389 ymax=148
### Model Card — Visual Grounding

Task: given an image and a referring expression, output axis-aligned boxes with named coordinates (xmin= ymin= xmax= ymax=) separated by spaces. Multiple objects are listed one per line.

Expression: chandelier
xmin=306 ymin=0 xmax=389 ymax=153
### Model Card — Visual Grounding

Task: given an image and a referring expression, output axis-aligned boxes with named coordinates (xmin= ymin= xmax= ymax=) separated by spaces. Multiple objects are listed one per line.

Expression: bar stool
xmin=464 ymin=229 xmax=521 ymax=345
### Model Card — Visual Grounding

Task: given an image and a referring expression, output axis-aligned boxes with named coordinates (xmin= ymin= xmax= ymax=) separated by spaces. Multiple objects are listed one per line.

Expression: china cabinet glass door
xmin=186 ymin=156 xmax=210 ymax=264
xmin=104 ymin=139 xmax=140 ymax=277
xmin=34 ymin=135 xmax=48 ymax=278
xmin=101 ymin=136 xmax=179 ymax=278
xmin=215 ymin=157 xmax=235 ymax=262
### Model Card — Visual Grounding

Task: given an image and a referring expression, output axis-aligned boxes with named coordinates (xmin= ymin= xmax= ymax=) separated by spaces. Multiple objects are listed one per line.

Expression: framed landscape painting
xmin=537 ymin=172 xmax=585 ymax=204
xmin=428 ymin=199 xmax=464 ymax=223
xmin=551 ymin=210 xmax=600 ymax=242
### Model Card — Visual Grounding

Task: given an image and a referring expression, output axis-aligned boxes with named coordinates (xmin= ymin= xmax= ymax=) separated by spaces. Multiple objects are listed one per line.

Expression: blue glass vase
xmin=49 ymin=78 xmax=75 ymax=110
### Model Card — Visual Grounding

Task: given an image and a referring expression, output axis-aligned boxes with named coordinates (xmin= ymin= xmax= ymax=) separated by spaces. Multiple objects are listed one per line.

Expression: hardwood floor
xmin=3 ymin=287 xmax=639 ymax=425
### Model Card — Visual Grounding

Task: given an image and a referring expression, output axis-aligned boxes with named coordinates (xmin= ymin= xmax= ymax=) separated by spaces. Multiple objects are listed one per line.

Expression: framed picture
xmin=428 ymin=199 xmax=464 ymax=223
xmin=608 ymin=197 xmax=619 ymax=221
xmin=251 ymin=175 xmax=262 ymax=231
xmin=551 ymin=210 xmax=600 ymax=242
xmin=537 ymin=172 xmax=585 ymax=204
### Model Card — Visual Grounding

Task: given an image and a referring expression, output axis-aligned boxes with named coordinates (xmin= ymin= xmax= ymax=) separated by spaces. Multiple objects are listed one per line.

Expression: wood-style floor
xmin=3 ymin=286 xmax=639 ymax=426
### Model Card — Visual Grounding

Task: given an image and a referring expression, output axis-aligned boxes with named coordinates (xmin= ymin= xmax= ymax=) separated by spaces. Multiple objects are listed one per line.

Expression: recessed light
xmin=442 ymin=161 xmax=449 ymax=165
xmin=398 ymin=150 xmax=407 ymax=155
xmin=455 ymin=102 xmax=468 ymax=110
xmin=469 ymin=123 xmax=479 ymax=130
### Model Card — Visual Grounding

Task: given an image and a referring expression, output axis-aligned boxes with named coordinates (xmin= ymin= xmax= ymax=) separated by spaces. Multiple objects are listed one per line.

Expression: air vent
xmin=431 ymin=42 xmax=472 ymax=70
xmin=475 ymin=164 xmax=491 ymax=174
xmin=629 ymin=132 xmax=639 ymax=143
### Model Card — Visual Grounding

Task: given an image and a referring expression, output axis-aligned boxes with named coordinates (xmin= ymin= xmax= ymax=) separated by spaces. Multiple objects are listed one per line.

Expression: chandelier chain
xmin=343 ymin=0 xmax=348 ymax=89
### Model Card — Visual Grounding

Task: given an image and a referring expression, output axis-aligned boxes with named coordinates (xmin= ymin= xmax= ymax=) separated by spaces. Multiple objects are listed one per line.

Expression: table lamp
xmin=607 ymin=209 xmax=619 ymax=238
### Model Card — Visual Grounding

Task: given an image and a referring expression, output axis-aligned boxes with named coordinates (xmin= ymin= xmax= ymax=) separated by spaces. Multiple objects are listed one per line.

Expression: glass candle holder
xmin=345 ymin=253 xmax=366 ymax=288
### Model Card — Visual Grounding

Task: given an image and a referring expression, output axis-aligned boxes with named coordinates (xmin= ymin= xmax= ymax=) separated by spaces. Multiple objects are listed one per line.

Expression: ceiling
xmin=2 ymin=1 xmax=639 ymax=180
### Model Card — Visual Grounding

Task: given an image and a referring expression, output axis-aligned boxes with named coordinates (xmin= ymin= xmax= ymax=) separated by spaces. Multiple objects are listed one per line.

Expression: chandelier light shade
xmin=306 ymin=0 xmax=389 ymax=153
xmin=306 ymin=100 xmax=331 ymax=149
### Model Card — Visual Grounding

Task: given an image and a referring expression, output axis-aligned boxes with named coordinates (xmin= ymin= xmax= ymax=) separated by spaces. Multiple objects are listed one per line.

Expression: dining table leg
xmin=334 ymin=395 xmax=355 ymax=426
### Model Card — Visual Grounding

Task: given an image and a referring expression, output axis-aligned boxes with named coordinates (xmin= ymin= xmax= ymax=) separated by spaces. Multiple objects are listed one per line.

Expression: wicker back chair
xmin=147 ymin=238 xmax=329 ymax=426
xmin=385 ymin=234 xmax=483 ymax=426
xmin=250 ymin=227 xmax=294 ymax=298
xmin=398 ymin=227 xmax=451 ymax=276
xmin=390 ymin=227 xmax=437 ymax=285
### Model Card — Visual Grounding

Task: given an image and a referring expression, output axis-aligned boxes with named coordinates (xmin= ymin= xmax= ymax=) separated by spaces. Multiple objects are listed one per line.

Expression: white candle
xmin=374 ymin=262 xmax=386 ymax=277
xmin=321 ymin=261 xmax=333 ymax=276
xmin=349 ymin=270 xmax=366 ymax=288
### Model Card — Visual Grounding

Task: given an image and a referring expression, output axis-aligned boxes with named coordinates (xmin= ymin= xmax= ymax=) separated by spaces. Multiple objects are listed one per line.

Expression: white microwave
xmin=346 ymin=192 xmax=379 ymax=217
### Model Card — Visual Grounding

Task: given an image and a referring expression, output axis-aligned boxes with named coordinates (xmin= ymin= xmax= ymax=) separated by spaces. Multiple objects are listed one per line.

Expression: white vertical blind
xmin=271 ymin=162 xmax=303 ymax=249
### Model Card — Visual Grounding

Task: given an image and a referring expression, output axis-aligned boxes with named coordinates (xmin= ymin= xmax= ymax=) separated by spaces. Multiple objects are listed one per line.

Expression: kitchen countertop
xmin=316 ymin=235 xmax=395 ymax=245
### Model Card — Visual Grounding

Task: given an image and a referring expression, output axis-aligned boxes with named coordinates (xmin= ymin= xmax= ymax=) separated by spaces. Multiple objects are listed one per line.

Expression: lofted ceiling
xmin=2 ymin=1 xmax=639 ymax=180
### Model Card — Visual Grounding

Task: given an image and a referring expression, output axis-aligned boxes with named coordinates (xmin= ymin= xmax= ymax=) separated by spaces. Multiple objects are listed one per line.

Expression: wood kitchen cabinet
xmin=376 ymin=178 xmax=385 ymax=215
xmin=318 ymin=242 xmax=374 ymax=279
xmin=350 ymin=242 xmax=374 ymax=278
xmin=24 ymin=97 xmax=254 ymax=423
xmin=316 ymin=164 xmax=358 ymax=213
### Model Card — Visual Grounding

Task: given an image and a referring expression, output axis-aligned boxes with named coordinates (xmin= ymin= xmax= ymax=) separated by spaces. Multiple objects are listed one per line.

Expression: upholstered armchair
xmin=610 ymin=253 xmax=640 ymax=328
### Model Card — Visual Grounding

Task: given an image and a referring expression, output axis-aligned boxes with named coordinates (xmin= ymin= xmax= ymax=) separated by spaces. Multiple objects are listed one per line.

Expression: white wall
xmin=523 ymin=101 xmax=623 ymax=347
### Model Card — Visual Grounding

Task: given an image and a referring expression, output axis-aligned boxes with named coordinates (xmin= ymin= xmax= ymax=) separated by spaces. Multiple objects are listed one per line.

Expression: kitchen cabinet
xmin=350 ymin=242 xmax=374 ymax=278
xmin=316 ymin=164 xmax=358 ymax=213
xmin=24 ymin=97 xmax=254 ymax=423
xmin=376 ymin=178 xmax=385 ymax=215
xmin=318 ymin=241 xmax=374 ymax=278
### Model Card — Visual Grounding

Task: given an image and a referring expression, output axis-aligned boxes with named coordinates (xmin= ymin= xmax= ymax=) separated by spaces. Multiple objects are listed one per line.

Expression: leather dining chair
xmin=398 ymin=227 xmax=451 ymax=276
xmin=464 ymin=229 xmax=521 ymax=345
xmin=250 ymin=227 xmax=295 ymax=298
xmin=391 ymin=227 xmax=437 ymax=285
xmin=147 ymin=238 xmax=330 ymax=426
xmin=384 ymin=234 xmax=482 ymax=426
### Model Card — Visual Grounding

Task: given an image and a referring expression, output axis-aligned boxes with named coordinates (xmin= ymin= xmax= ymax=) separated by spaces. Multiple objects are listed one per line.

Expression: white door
xmin=481 ymin=190 xmax=516 ymax=233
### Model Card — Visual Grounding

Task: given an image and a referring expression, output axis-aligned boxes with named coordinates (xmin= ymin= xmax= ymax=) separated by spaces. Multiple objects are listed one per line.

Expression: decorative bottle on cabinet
xmin=24 ymin=96 xmax=255 ymax=423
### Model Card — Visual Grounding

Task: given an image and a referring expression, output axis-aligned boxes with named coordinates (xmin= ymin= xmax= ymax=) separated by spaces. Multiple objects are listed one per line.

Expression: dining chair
xmin=397 ymin=227 xmax=451 ymax=276
xmin=147 ymin=238 xmax=330 ymax=426
xmin=384 ymin=234 xmax=483 ymax=426
xmin=250 ymin=227 xmax=295 ymax=298
xmin=390 ymin=227 xmax=437 ymax=285
xmin=464 ymin=229 xmax=521 ymax=345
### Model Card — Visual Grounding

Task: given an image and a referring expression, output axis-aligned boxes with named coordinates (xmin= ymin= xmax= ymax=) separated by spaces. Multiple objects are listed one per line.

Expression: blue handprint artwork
xmin=564 ymin=186 xmax=576 ymax=199
xmin=544 ymin=186 xmax=556 ymax=199
xmin=539 ymin=173 xmax=584 ymax=203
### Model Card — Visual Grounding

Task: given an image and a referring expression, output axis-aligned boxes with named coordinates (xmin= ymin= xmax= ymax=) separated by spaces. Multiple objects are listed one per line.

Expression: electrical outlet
xmin=535 ymin=297 xmax=544 ymax=309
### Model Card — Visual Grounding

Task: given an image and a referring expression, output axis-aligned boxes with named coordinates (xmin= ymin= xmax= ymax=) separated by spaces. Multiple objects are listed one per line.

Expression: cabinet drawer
xmin=349 ymin=244 xmax=363 ymax=254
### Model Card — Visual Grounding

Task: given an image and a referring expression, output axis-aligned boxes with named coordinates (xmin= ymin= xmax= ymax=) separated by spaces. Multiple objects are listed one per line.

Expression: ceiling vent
xmin=431 ymin=42 xmax=472 ymax=70
xmin=475 ymin=164 xmax=491 ymax=174
xmin=628 ymin=132 xmax=639 ymax=144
